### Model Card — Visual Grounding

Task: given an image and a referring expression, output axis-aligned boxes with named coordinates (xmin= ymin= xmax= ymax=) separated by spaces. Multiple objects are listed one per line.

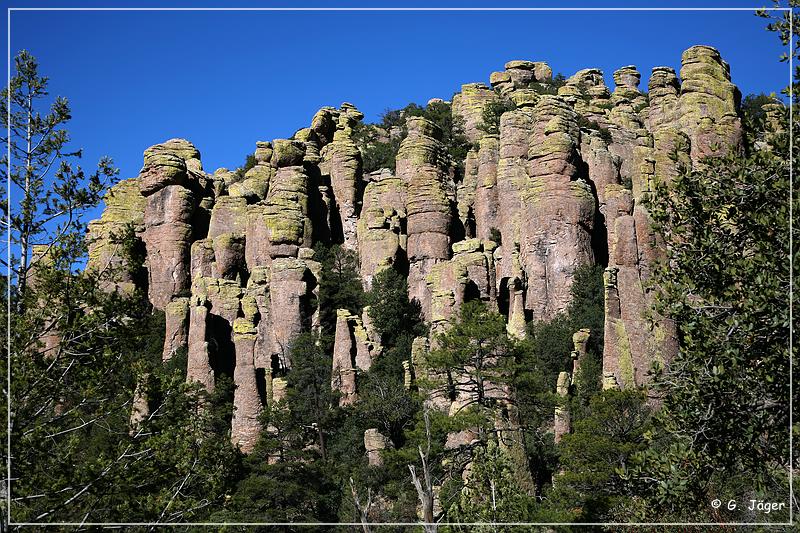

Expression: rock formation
xmin=87 ymin=45 xmax=745 ymax=454
xmin=400 ymin=117 xmax=453 ymax=317
xmin=364 ymin=428 xmax=392 ymax=467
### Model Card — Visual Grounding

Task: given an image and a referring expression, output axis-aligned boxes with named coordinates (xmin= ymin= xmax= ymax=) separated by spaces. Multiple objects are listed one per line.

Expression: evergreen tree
xmin=315 ymin=244 xmax=364 ymax=338
xmin=6 ymin=52 xmax=240 ymax=525
xmin=619 ymin=6 xmax=795 ymax=520
xmin=425 ymin=301 xmax=513 ymax=413
xmin=1 ymin=50 xmax=118 ymax=308
xmin=551 ymin=389 xmax=652 ymax=522
xmin=447 ymin=439 xmax=538 ymax=530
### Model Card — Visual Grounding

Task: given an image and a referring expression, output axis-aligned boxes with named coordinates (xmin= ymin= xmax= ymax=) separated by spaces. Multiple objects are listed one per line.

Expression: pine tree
xmin=0 ymin=50 xmax=117 ymax=309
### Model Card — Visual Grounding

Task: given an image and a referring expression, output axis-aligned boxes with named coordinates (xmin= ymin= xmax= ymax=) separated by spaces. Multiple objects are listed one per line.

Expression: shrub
xmin=476 ymin=98 xmax=516 ymax=136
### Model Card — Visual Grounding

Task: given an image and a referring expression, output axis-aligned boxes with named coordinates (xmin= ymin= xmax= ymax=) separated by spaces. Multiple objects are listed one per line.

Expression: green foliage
xmin=364 ymin=268 xmax=426 ymax=346
xmin=215 ymin=414 xmax=341 ymax=526
xmin=519 ymin=314 xmax=574 ymax=390
xmin=10 ymin=261 xmax=242 ymax=523
xmin=420 ymin=100 xmax=472 ymax=172
xmin=510 ymin=264 xmax=605 ymax=499
xmin=550 ymin=389 xmax=652 ymax=522
xmin=632 ymin=127 xmax=792 ymax=512
xmin=232 ymin=153 xmax=257 ymax=182
xmin=286 ymin=332 xmax=339 ymax=460
xmin=426 ymin=300 xmax=513 ymax=411
xmin=447 ymin=439 xmax=539 ymax=530
xmin=355 ymin=100 xmax=471 ymax=178
xmin=5 ymin=51 xmax=243 ymax=524
xmin=488 ymin=226 xmax=502 ymax=245
xmin=476 ymin=97 xmax=516 ymax=136
xmin=566 ymin=265 xmax=605 ymax=353
xmin=577 ymin=114 xmax=613 ymax=143
xmin=517 ymin=264 xmax=605 ymax=395
xmin=352 ymin=120 xmax=403 ymax=175
xmin=1 ymin=50 xmax=119 ymax=304
xmin=315 ymin=243 xmax=364 ymax=339
xmin=359 ymin=268 xmax=426 ymax=450
xmin=741 ymin=93 xmax=774 ymax=129
xmin=625 ymin=13 xmax=796 ymax=515
xmin=527 ymin=73 xmax=568 ymax=96
xmin=621 ymin=175 xmax=633 ymax=190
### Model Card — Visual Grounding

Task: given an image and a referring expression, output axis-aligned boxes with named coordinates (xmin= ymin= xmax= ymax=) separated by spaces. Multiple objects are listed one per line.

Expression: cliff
xmin=87 ymin=45 xmax=743 ymax=453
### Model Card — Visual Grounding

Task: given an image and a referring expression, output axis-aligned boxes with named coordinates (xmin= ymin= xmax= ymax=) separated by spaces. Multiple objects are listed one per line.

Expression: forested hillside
xmin=3 ymin=7 xmax=795 ymax=530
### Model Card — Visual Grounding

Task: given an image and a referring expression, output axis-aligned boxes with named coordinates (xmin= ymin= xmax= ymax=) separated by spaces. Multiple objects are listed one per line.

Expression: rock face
xmin=139 ymin=139 xmax=202 ymax=310
xmin=678 ymin=45 xmax=743 ymax=162
xmin=364 ymin=428 xmax=392 ymax=467
xmin=331 ymin=308 xmax=379 ymax=405
xmin=554 ymin=371 xmax=571 ymax=443
xmin=522 ymin=96 xmax=595 ymax=320
xmin=357 ymin=169 xmax=407 ymax=289
xmin=400 ymin=117 xmax=452 ymax=317
xmin=86 ymin=179 xmax=147 ymax=293
xmin=320 ymin=104 xmax=365 ymax=250
xmin=452 ymin=83 xmax=498 ymax=144
xmin=87 ymin=45 xmax=745 ymax=452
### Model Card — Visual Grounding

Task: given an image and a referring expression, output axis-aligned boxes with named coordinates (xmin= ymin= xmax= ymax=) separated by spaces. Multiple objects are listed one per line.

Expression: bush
xmin=577 ymin=114 xmax=613 ymax=143
xmin=488 ymin=226 xmax=502 ymax=245
xmin=232 ymin=153 xmax=257 ymax=181
xmin=476 ymin=97 xmax=516 ymax=136
xmin=355 ymin=100 xmax=471 ymax=177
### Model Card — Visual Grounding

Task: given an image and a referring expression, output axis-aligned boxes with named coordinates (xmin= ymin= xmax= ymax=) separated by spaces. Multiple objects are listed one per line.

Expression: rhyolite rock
xmin=139 ymin=140 xmax=202 ymax=310
xmin=473 ymin=135 xmax=500 ymax=242
xmin=231 ymin=317 xmax=263 ymax=454
xmin=678 ymin=45 xmax=743 ymax=162
xmin=86 ymin=178 xmax=147 ymax=293
xmin=400 ymin=117 xmax=452 ymax=317
xmin=452 ymin=83 xmax=498 ymax=144
xmin=522 ymin=96 xmax=595 ymax=321
xmin=554 ymin=371 xmax=571 ymax=443
xmin=163 ymin=297 xmax=190 ymax=361
xmin=320 ymin=104 xmax=365 ymax=250
xmin=647 ymin=67 xmax=681 ymax=132
xmin=86 ymin=46 xmax=745 ymax=457
xmin=331 ymin=308 xmax=378 ymax=405
xmin=364 ymin=428 xmax=392 ymax=467
xmin=357 ymin=169 xmax=407 ymax=289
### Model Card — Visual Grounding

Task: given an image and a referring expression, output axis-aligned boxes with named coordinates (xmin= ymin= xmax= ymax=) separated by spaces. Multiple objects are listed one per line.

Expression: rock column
xmin=400 ymin=117 xmax=452 ymax=316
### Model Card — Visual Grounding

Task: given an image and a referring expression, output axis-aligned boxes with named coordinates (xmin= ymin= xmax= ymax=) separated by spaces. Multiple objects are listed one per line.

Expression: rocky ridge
xmin=88 ymin=45 xmax=743 ymax=454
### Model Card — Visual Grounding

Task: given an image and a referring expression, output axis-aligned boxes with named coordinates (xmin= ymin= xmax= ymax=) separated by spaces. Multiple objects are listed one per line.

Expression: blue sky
xmin=2 ymin=1 xmax=791 ymax=223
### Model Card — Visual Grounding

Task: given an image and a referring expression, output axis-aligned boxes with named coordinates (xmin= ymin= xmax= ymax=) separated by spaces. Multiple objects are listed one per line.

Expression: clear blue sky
xmin=2 ymin=0 xmax=791 ymax=221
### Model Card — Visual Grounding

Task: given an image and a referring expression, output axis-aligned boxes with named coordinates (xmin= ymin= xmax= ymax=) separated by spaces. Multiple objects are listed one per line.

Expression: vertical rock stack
xmin=495 ymin=104 xmax=533 ymax=284
xmin=320 ymin=103 xmax=365 ymax=250
xmin=647 ymin=67 xmax=681 ymax=133
xmin=678 ymin=45 xmax=743 ymax=163
xmin=400 ymin=117 xmax=452 ymax=316
xmin=331 ymin=308 xmax=379 ymax=405
xmin=602 ymin=45 xmax=740 ymax=390
xmin=86 ymin=179 xmax=147 ymax=293
xmin=453 ymin=83 xmax=499 ymax=238
xmin=263 ymin=139 xmax=311 ymax=258
xmin=473 ymin=134 xmax=500 ymax=242
xmin=231 ymin=304 xmax=262 ymax=453
xmin=426 ymin=238 xmax=494 ymax=336
xmin=452 ymin=83 xmax=498 ymax=144
xmin=85 ymin=44 xmax=750 ymax=454
xmin=139 ymin=139 xmax=203 ymax=310
xmin=357 ymin=168 xmax=407 ymax=289
xmin=522 ymin=96 xmax=595 ymax=321
xmin=554 ymin=371 xmax=571 ymax=443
